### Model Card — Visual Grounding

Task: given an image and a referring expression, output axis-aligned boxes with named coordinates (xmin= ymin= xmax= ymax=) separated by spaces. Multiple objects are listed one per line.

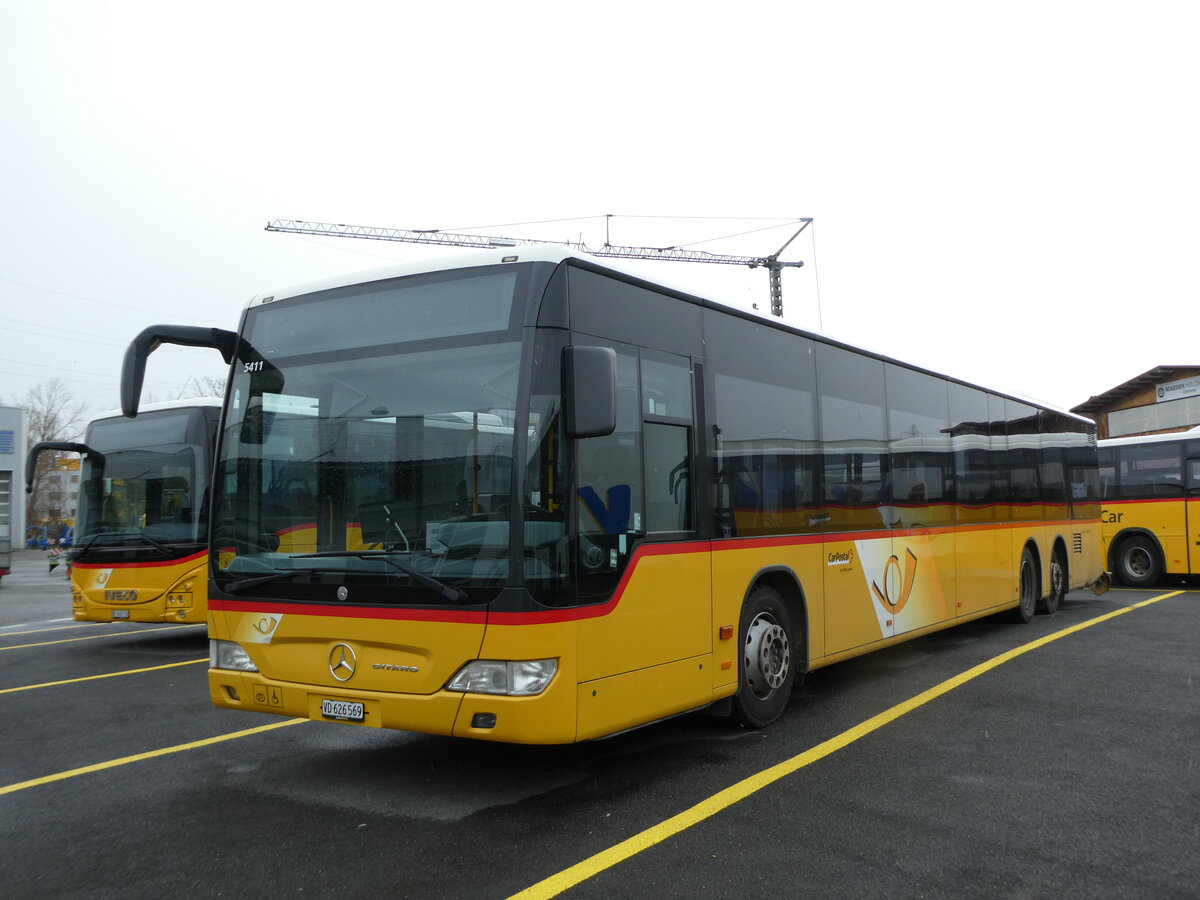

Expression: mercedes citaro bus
xmin=119 ymin=246 xmax=1108 ymax=743
xmin=27 ymin=398 xmax=221 ymax=623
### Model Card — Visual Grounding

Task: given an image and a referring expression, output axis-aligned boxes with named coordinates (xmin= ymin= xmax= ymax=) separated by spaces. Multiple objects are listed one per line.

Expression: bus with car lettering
xmin=1098 ymin=428 xmax=1200 ymax=586
xmin=27 ymin=398 xmax=221 ymax=623
xmin=119 ymin=246 xmax=1108 ymax=742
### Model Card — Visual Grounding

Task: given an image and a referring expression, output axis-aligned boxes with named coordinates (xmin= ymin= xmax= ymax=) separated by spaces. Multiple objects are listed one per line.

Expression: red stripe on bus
xmin=209 ymin=542 xmax=706 ymax=626
xmin=273 ymin=523 xmax=317 ymax=536
xmin=487 ymin=542 xmax=710 ymax=625
xmin=72 ymin=551 xmax=207 ymax=570
xmin=208 ymin=519 xmax=1090 ymax=626
xmin=1101 ymin=498 xmax=1192 ymax=506
xmin=208 ymin=597 xmax=488 ymax=623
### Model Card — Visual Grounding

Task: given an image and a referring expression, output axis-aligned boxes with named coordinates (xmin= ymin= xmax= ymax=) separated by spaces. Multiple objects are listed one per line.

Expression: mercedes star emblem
xmin=328 ymin=643 xmax=357 ymax=681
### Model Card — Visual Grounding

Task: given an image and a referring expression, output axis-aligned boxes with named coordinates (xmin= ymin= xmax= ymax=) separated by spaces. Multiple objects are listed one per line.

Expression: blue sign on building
xmin=0 ymin=430 xmax=13 ymax=454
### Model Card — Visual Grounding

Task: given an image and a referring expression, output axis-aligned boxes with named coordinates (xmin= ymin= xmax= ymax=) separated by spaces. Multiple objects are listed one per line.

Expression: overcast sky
xmin=3 ymin=1 xmax=1197 ymax=427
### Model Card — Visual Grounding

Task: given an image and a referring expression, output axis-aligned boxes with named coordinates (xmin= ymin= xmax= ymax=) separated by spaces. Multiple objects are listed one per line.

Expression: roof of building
xmin=1072 ymin=365 xmax=1200 ymax=415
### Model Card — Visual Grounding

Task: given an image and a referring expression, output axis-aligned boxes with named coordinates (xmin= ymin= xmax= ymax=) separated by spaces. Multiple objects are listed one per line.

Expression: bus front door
xmin=1185 ymin=457 xmax=1200 ymax=575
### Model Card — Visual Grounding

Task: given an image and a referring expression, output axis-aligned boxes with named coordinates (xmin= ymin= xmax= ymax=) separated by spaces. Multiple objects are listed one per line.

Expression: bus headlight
xmin=446 ymin=659 xmax=557 ymax=696
xmin=210 ymin=639 xmax=259 ymax=672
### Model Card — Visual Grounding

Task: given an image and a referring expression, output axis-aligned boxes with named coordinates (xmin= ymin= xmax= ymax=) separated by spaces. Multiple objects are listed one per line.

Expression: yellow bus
xmin=1098 ymin=428 xmax=1200 ymax=586
xmin=27 ymin=398 xmax=222 ymax=623
xmin=120 ymin=247 xmax=1108 ymax=742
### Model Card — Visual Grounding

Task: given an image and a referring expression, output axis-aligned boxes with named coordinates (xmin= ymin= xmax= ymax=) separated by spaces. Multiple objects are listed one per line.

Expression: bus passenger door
xmin=575 ymin=347 xmax=706 ymax=682
xmin=574 ymin=346 xmax=710 ymax=739
xmin=1186 ymin=456 xmax=1200 ymax=574
xmin=630 ymin=350 xmax=706 ymax=665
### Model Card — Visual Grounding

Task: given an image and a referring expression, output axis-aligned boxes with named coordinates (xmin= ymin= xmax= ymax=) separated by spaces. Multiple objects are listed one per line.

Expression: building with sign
xmin=1072 ymin=366 xmax=1200 ymax=439
xmin=0 ymin=404 xmax=27 ymax=560
xmin=36 ymin=456 xmax=80 ymax=536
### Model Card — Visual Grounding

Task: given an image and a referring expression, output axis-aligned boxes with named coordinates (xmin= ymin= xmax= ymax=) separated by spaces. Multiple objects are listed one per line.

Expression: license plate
xmin=321 ymin=698 xmax=365 ymax=722
xmin=111 ymin=610 xmax=130 ymax=620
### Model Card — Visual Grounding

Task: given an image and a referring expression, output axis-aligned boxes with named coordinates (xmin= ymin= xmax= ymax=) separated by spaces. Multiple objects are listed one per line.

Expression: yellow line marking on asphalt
xmin=0 ymin=624 xmax=99 ymax=637
xmin=0 ymin=625 xmax=203 ymax=651
xmin=0 ymin=658 xmax=207 ymax=695
xmin=510 ymin=591 xmax=1184 ymax=899
xmin=0 ymin=719 xmax=307 ymax=796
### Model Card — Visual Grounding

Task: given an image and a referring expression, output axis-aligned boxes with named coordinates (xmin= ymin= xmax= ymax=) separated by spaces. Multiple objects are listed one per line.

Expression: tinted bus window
xmin=1117 ymin=442 xmax=1184 ymax=499
xmin=817 ymin=344 xmax=887 ymax=532
xmin=886 ymin=364 xmax=952 ymax=527
xmin=949 ymin=384 xmax=994 ymax=522
xmin=1098 ymin=447 xmax=1117 ymax=499
xmin=707 ymin=313 xmax=818 ymax=537
xmin=1007 ymin=399 xmax=1041 ymax=519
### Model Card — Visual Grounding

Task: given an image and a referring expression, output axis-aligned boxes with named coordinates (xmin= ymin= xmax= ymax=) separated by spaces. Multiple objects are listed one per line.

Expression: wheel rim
xmin=1020 ymin=558 xmax=1036 ymax=614
xmin=1126 ymin=548 xmax=1151 ymax=578
xmin=745 ymin=612 xmax=790 ymax=699
xmin=1051 ymin=558 xmax=1065 ymax=598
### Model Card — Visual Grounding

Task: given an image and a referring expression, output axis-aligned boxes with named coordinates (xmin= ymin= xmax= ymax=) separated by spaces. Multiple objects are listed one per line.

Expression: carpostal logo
xmin=871 ymin=548 xmax=919 ymax=614
xmin=827 ymin=549 xmax=854 ymax=567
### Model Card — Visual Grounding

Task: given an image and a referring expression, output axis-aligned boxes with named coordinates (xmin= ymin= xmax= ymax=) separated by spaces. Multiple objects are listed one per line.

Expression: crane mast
xmin=265 ymin=217 xmax=812 ymax=317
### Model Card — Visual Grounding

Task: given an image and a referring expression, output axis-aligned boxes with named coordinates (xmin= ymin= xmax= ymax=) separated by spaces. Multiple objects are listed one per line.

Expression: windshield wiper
xmin=73 ymin=531 xmax=173 ymax=557
xmin=136 ymin=534 xmax=173 ymax=555
xmin=293 ymin=551 xmax=471 ymax=604
xmin=74 ymin=532 xmax=109 ymax=555
xmin=224 ymin=568 xmax=335 ymax=594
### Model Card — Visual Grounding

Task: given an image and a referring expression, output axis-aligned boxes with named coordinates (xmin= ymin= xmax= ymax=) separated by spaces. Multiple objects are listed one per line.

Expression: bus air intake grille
xmin=1073 ymin=533 xmax=1084 ymax=554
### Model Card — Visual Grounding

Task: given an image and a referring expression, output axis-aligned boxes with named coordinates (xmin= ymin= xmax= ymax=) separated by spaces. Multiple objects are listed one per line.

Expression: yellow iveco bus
xmin=120 ymin=247 xmax=1108 ymax=743
xmin=27 ymin=398 xmax=222 ymax=623
xmin=1098 ymin=428 xmax=1200 ymax=586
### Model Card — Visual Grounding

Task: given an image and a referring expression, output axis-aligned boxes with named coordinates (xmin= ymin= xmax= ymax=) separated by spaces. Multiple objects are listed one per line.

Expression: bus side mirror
xmin=121 ymin=325 xmax=238 ymax=418
xmin=26 ymin=442 xmax=103 ymax=493
xmin=563 ymin=346 xmax=616 ymax=439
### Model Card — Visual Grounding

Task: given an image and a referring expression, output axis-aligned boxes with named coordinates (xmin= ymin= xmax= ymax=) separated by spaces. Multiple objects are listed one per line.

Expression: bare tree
xmin=18 ymin=379 xmax=89 ymax=536
xmin=184 ymin=375 xmax=227 ymax=399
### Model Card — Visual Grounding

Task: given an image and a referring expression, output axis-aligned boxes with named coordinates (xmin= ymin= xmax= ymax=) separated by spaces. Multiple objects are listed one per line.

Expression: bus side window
xmin=1188 ymin=459 xmax=1200 ymax=491
xmin=639 ymin=351 xmax=693 ymax=535
xmin=577 ymin=440 xmax=638 ymax=535
xmin=643 ymin=422 xmax=690 ymax=532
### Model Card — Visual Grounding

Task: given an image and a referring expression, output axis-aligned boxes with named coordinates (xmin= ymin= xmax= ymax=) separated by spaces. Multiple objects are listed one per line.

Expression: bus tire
xmin=1115 ymin=535 xmax=1161 ymax=587
xmin=1008 ymin=547 xmax=1038 ymax=624
xmin=1040 ymin=546 xmax=1067 ymax=615
xmin=731 ymin=584 xmax=795 ymax=729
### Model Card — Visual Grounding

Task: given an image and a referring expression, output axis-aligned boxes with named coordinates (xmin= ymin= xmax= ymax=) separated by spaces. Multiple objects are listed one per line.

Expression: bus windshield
xmin=212 ymin=265 xmax=535 ymax=605
xmin=76 ymin=416 xmax=208 ymax=555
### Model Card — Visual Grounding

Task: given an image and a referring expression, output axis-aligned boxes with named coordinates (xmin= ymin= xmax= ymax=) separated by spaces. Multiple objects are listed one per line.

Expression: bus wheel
xmin=731 ymin=584 xmax=795 ymax=728
xmin=1115 ymin=536 xmax=1161 ymax=587
xmin=1009 ymin=547 xmax=1038 ymax=623
xmin=1040 ymin=547 xmax=1067 ymax=615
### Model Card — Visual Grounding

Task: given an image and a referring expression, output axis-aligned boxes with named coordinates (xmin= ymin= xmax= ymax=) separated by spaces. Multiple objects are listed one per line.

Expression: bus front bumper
xmin=207 ymin=669 xmax=579 ymax=744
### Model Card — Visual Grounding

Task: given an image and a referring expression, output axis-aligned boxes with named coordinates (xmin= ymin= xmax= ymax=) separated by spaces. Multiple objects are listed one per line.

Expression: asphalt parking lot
xmin=1 ymin=547 xmax=1197 ymax=899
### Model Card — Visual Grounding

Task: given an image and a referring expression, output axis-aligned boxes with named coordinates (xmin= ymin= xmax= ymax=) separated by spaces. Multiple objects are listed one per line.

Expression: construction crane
xmin=265 ymin=216 xmax=812 ymax=317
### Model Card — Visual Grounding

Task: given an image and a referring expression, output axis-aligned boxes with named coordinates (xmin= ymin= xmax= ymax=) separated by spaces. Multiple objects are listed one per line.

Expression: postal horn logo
xmin=329 ymin=643 xmax=357 ymax=681
xmin=871 ymin=548 xmax=919 ymax=614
